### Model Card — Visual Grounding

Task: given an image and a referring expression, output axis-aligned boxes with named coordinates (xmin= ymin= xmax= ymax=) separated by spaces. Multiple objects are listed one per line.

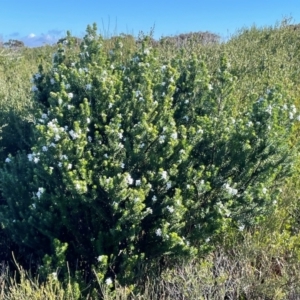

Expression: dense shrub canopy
xmin=0 ymin=23 xmax=299 ymax=288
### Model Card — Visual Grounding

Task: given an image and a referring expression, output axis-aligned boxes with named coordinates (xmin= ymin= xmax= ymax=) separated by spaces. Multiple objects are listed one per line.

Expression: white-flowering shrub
xmin=0 ymin=24 xmax=299 ymax=286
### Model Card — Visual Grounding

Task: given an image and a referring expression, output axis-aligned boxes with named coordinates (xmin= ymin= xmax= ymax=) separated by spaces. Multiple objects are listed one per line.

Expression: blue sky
xmin=1 ymin=0 xmax=300 ymax=47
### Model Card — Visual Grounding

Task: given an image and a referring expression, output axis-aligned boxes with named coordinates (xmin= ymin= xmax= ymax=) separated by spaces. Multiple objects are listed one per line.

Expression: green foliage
xmin=0 ymin=46 xmax=38 ymax=163
xmin=4 ymin=39 xmax=25 ymax=49
xmin=0 ymin=21 xmax=300 ymax=293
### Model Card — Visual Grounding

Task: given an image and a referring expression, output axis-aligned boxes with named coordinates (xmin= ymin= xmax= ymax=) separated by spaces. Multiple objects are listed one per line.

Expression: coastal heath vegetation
xmin=1 ymin=19 xmax=300 ymax=299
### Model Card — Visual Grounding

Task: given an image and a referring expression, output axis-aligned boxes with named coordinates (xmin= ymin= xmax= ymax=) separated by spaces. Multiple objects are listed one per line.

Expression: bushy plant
xmin=0 ymin=23 xmax=299 ymax=288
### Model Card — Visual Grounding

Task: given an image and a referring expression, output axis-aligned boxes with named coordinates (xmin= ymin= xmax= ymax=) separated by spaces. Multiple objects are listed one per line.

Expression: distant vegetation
xmin=1 ymin=19 xmax=300 ymax=299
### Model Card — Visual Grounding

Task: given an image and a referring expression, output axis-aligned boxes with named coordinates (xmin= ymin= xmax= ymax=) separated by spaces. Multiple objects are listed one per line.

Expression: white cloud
xmin=20 ymin=30 xmax=65 ymax=47
xmin=4 ymin=29 xmax=67 ymax=47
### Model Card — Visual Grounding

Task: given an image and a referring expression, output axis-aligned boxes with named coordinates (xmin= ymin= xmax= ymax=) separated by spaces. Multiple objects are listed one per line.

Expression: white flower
xmin=297 ymin=115 xmax=300 ymax=121
xmin=50 ymin=78 xmax=55 ymax=85
xmin=97 ymin=255 xmax=104 ymax=262
xmin=28 ymin=153 xmax=33 ymax=161
xmin=246 ymin=121 xmax=253 ymax=127
xmin=208 ymin=84 xmax=213 ymax=91
xmin=105 ymin=278 xmax=113 ymax=285
xmin=159 ymin=135 xmax=166 ymax=144
xmin=145 ymin=207 xmax=153 ymax=214
xmin=33 ymin=157 xmax=40 ymax=163
xmin=139 ymin=143 xmax=145 ymax=148
xmin=42 ymin=146 xmax=48 ymax=152
xmin=51 ymin=272 xmax=58 ymax=280
xmin=166 ymin=182 xmax=172 ymax=190
xmin=291 ymin=104 xmax=297 ymax=114
xmin=223 ymin=183 xmax=237 ymax=195
xmin=68 ymin=93 xmax=73 ymax=99
xmin=69 ymin=130 xmax=79 ymax=140
xmin=171 ymin=132 xmax=178 ymax=139
xmin=152 ymin=195 xmax=157 ymax=202
xmin=136 ymin=179 xmax=141 ymax=186
xmin=144 ymin=48 xmax=150 ymax=55
xmin=266 ymin=105 xmax=272 ymax=114
xmin=231 ymin=188 xmax=238 ymax=195
xmin=120 ymin=163 xmax=125 ymax=168
xmin=67 ymin=164 xmax=72 ymax=170
xmin=118 ymin=132 xmax=123 ymax=139
xmin=41 ymin=113 xmax=48 ymax=119
xmin=50 ymin=142 xmax=56 ymax=148
xmin=65 ymin=83 xmax=70 ymax=89
xmin=166 ymin=206 xmax=174 ymax=213
xmin=161 ymin=171 xmax=168 ymax=180
xmin=183 ymin=115 xmax=189 ymax=121
xmin=238 ymin=224 xmax=245 ymax=231
xmin=54 ymin=134 xmax=60 ymax=141
xmin=197 ymin=128 xmax=204 ymax=134
xmin=36 ymin=187 xmax=45 ymax=199
xmin=87 ymin=118 xmax=91 ymax=124
xmin=108 ymin=103 xmax=113 ymax=108
xmin=88 ymin=136 xmax=92 ymax=142
xmin=58 ymin=162 xmax=62 ymax=167
xmin=104 ymin=153 xmax=108 ymax=158
xmin=155 ymin=228 xmax=162 ymax=236
xmin=135 ymin=90 xmax=141 ymax=97
xmin=126 ymin=174 xmax=134 ymax=185
xmin=205 ymin=238 xmax=211 ymax=243
xmin=5 ymin=157 xmax=11 ymax=163
xmin=289 ymin=112 xmax=294 ymax=119
xmin=262 ymin=187 xmax=267 ymax=194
